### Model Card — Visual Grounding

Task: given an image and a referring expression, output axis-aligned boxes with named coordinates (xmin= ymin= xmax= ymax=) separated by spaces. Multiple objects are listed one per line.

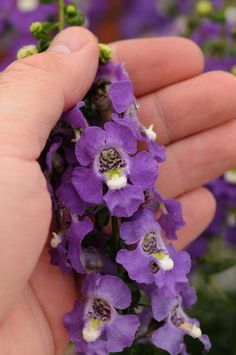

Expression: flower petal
xmin=129 ymin=151 xmax=158 ymax=189
xmin=96 ymin=275 xmax=131 ymax=309
xmin=62 ymin=101 xmax=87 ymax=129
xmin=152 ymin=323 xmax=184 ymax=355
xmin=116 ymin=248 xmax=154 ymax=284
xmin=109 ymin=80 xmax=134 ymax=113
xmin=72 ymin=167 xmax=103 ymax=204
xmin=57 ymin=181 xmax=86 ymax=216
xmin=104 ymin=184 xmax=144 ymax=217
xmin=104 ymin=121 xmax=137 ymax=154
xmin=75 ymin=126 xmax=106 ymax=165
xmin=106 ymin=314 xmax=140 ymax=353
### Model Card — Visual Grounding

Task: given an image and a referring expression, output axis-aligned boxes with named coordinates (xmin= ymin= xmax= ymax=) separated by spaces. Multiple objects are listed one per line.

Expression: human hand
xmin=0 ymin=27 xmax=236 ymax=354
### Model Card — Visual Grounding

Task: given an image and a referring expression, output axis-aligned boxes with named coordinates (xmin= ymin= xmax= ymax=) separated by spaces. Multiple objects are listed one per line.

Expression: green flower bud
xmin=196 ymin=1 xmax=213 ymax=17
xmin=65 ymin=4 xmax=77 ymax=15
xmin=17 ymin=45 xmax=38 ymax=60
xmin=231 ymin=65 xmax=236 ymax=76
xmin=99 ymin=44 xmax=113 ymax=64
xmin=30 ymin=21 xmax=43 ymax=35
xmin=65 ymin=12 xmax=85 ymax=26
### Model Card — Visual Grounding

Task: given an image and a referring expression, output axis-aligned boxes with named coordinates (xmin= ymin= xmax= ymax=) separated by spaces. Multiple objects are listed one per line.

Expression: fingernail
xmin=48 ymin=44 xmax=71 ymax=53
xmin=48 ymin=27 xmax=95 ymax=53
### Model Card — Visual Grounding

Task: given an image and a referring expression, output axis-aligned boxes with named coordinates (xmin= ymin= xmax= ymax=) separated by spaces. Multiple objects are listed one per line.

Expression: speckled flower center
xmin=89 ymin=298 xmax=111 ymax=322
xmin=98 ymin=148 xmax=126 ymax=174
xmin=170 ymin=305 xmax=185 ymax=328
xmin=142 ymin=232 xmax=162 ymax=255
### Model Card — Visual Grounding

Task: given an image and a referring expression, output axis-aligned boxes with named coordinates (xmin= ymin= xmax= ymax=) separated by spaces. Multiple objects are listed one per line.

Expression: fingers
xmin=0 ymin=27 xmax=99 ymax=160
xmin=173 ymin=188 xmax=216 ymax=251
xmin=138 ymin=71 xmax=236 ymax=145
xmin=157 ymin=118 xmax=236 ymax=198
xmin=111 ymin=37 xmax=204 ymax=96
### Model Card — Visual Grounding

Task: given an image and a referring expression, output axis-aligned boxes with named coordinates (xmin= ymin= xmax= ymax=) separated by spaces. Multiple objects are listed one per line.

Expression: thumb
xmin=0 ymin=27 xmax=98 ymax=321
xmin=0 ymin=26 xmax=98 ymax=160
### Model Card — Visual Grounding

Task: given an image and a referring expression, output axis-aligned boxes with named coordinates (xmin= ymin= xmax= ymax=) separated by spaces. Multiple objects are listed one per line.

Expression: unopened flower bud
xmin=17 ymin=44 xmax=38 ymax=59
xmin=196 ymin=1 xmax=213 ymax=17
xmin=30 ymin=21 xmax=43 ymax=35
xmin=99 ymin=43 xmax=113 ymax=64
xmin=65 ymin=4 xmax=77 ymax=15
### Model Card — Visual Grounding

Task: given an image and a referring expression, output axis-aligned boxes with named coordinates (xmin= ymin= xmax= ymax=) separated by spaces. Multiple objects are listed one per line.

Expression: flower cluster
xmin=44 ymin=43 xmax=211 ymax=354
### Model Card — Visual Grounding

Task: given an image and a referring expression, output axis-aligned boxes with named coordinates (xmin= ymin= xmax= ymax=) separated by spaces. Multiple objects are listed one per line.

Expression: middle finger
xmin=138 ymin=70 xmax=236 ymax=145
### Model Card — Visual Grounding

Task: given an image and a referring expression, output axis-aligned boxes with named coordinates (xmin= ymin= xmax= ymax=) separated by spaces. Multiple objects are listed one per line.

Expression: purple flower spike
xmin=72 ymin=123 xmax=157 ymax=217
xmin=64 ymin=274 xmax=140 ymax=354
xmin=151 ymin=286 xmax=211 ymax=355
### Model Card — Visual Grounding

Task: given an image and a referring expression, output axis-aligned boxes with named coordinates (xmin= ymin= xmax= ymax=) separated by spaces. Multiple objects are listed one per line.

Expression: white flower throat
xmin=142 ymin=231 xmax=174 ymax=271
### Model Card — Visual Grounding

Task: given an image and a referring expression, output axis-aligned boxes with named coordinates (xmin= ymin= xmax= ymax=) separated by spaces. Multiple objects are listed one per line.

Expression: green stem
xmin=111 ymin=216 xmax=120 ymax=249
xmin=58 ymin=0 xmax=65 ymax=32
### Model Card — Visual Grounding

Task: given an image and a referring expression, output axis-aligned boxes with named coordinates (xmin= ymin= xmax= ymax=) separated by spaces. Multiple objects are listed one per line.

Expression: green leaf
xmin=199 ymin=257 xmax=236 ymax=275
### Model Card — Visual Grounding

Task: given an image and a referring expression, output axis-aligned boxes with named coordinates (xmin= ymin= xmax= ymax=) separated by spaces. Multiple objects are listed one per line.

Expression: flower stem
xmin=111 ymin=216 xmax=120 ymax=249
xmin=58 ymin=0 xmax=65 ymax=32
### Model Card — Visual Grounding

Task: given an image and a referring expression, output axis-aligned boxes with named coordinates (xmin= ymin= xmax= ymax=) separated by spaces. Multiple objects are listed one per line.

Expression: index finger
xmin=111 ymin=37 xmax=204 ymax=97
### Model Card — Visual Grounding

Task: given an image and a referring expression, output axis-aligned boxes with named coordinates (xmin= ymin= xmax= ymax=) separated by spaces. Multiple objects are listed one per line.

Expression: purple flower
xmin=144 ymin=188 xmax=185 ymax=240
xmin=116 ymin=209 xmax=191 ymax=296
xmin=62 ymin=101 xmax=88 ymax=131
xmin=151 ymin=285 xmax=211 ymax=354
xmin=45 ymin=136 xmax=63 ymax=174
xmin=80 ymin=245 xmax=117 ymax=276
xmin=72 ymin=122 xmax=158 ymax=217
xmin=50 ymin=215 xmax=93 ymax=274
xmin=56 ymin=180 xmax=86 ymax=216
xmin=64 ymin=273 xmax=140 ymax=354
xmin=56 ymin=166 xmax=87 ymax=217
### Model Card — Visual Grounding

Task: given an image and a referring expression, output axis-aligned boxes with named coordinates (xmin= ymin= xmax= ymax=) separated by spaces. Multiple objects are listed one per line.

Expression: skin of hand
xmin=0 ymin=26 xmax=236 ymax=354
